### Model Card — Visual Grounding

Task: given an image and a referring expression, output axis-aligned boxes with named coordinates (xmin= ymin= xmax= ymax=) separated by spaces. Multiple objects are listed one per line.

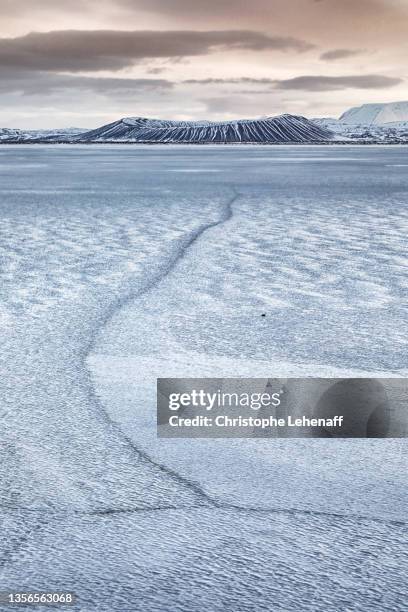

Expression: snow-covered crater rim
xmin=121 ymin=114 xmax=306 ymax=128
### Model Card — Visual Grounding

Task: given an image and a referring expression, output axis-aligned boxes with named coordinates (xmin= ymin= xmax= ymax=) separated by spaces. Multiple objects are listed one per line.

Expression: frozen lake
xmin=0 ymin=145 xmax=407 ymax=611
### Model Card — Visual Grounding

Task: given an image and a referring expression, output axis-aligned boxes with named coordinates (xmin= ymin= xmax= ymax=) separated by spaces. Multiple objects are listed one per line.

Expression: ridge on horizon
xmin=75 ymin=113 xmax=332 ymax=143
xmin=2 ymin=102 xmax=408 ymax=143
xmin=3 ymin=99 xmax=408 ymax=132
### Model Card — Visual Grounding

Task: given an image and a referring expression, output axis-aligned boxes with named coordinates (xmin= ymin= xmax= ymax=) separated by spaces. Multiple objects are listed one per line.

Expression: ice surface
xmin=0 ymin=145 xmax=407 ymax=611
xmin=2 ymin=508 xmax=407 ymax=612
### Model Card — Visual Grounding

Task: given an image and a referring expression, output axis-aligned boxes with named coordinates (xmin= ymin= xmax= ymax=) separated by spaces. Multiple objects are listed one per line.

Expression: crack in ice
xmin=0 ymin=503 xmax=405 ymax=529
xmin=81 ymin=189 xmax=239 ymax=506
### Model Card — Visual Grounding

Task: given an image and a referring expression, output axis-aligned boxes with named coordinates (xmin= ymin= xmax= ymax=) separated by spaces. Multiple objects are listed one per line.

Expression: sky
xmin=1 ymin=0 xmax=408 ymax=128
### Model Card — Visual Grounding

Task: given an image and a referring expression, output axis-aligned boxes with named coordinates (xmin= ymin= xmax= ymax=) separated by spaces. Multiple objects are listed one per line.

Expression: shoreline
xmin=1 ymin=140 xmax=408 ymax=145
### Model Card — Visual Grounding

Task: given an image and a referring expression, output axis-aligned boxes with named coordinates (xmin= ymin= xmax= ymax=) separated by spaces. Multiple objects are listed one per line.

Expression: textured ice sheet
xmin=91 ymin=146 xmax=408 ymax=372
xmin=1 ymin=145 xmax=407 ymax=611
xmin=88 ymin=145 xmax=408 ymax=522
xmin=1 ymin=508 xmax=407 ymax=612
xmin=90 ymin=354 xmax=408 ymax=522
xmin=0 ymin=146 xmax=224 ymax=606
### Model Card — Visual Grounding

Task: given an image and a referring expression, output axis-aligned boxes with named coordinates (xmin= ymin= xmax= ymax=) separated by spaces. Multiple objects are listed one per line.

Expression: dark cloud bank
xmin=185 ymin=75 xmax=402 ymax=91
xmin=274 ymin=74 xmax=402 ymax=91
xmin=0 ymin=27 xmax=402 ymax=109
xmin=0 ymin=70 xmax=173 ymax=95
xmin=320 ymin=48 xmax=365 ymax=61
xmin=2 ymin=72 xmax=400 ymax=97
xmin=0 ymin=29 xmax=313 ymax=73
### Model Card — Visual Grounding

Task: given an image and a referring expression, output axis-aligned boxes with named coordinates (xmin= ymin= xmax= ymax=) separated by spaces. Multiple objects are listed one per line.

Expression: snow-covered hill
xmin=76 ymin=114 xmax=332 ymax=143
xmin=340 ymin=101 xmax=408 ymax=125
xmin=312 ymin=117 xmax=408 ymax=142
xmin=0 ymin=127 xmax=89 ymax=142
xmin=0 ymin=128 xmax=23 ymax=141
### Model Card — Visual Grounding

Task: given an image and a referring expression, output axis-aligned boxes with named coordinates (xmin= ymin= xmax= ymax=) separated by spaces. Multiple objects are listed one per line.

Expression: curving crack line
xmin=75 ymin=183 xmax=406 ymax=529
xmin=0 ymin=503 xmax=405 ymax=529
xmin=3 ymin=187 xmax=404 ymax=537
xmin=81 ymin=189 xmax=240 ymax=506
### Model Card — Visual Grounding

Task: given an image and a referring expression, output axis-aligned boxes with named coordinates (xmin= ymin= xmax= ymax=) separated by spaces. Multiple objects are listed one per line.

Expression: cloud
xmin=273 ymin=74 xmax=402 ymax=91
xmin=114 ymin=0 xmax=408 ymax=46
xmin=118 ymin=0 xmax=400 ymax=21
xmin=183 ymin=74 xmax=402 ymax=91
xmin=0 ymin=29 xmax=314 ymax=73
xmin=184 ymin=77 xmax=275 ymax=85
xmin=147 ymin=67 xmax=167 ymax=75
xmin=320 ymin=48 xmax=365 ymax=61
xmin=4 ymin=73 xmax=398 ymax=98
xmin=0 ymin=70 xmax=173 ymax=95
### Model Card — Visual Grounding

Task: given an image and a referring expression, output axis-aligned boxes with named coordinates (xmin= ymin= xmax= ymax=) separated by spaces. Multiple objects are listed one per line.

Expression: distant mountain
xmin=313 ymin=117 xmax=408 ymax=142
xmin=340 ymin=101 xmax=408 ymax=125
xmin=0 ymin=127 xmax=89 ymax=142
xmin=0 ymin=128 xmax=22 ymax=141
xmin=3 ymin=109 xmax=408 ymax=144
xmin=75 ymin=114 xmax=332 ymax=143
